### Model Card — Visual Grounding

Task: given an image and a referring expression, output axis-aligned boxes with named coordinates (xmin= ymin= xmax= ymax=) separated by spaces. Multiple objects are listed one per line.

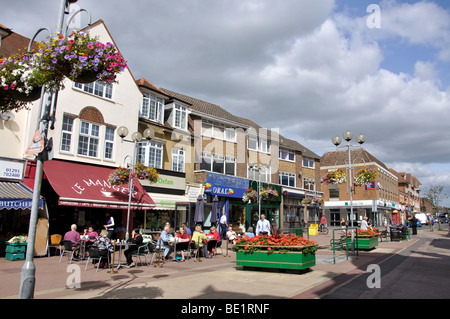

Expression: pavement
xmin=0 ymin=225 xmax=448 ymax=303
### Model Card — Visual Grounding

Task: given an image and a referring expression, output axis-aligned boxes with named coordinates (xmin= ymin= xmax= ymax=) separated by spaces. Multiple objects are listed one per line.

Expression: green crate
xmin=5 ymin=252 xmax=25 ymax=261
xmin=5 ymin=243 xmax=26 ymax=254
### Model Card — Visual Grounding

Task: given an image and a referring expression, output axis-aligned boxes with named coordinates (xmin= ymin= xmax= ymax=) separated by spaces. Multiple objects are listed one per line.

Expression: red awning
xmin=43 ymin=160 xmax=155 ymax=210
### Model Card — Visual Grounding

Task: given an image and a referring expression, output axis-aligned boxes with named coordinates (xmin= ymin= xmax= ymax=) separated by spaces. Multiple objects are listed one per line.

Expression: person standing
xmin=411 ymin=216 xmax=418 ymax=235
xmin=340 ymin=218 xmax=348 ymax=236
xmin=360 ymin=216 xmax=369 ymax=230
xmin=104 ymin=212 xmax=115 ymax=239
xmin=256 ymin=214 xmax=271 ymax=236
xmin=219 ymin=211 xmax=228 ymax=240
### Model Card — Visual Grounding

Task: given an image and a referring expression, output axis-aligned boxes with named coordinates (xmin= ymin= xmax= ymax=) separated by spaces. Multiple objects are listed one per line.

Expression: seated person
xmin=206 ymin=226 xmax=220 ymax=257
xmin=124 ymin=228 xmax=144 ymax=268
xmin=64 ymin=224 xmax=81 ymax=257
xmin=226 ymin=224 xmax=238 ymax=244
xmin=191 ymin=225 xmax=208 ymax=258
xmin=92 ymin=229 xmax=114 ymax=268
xmin=158 ymin=225 xmax=174 ymax=260
xmin=175 ymin=226 xmax=190 ymax=261
xmin=244 ymin=226 xmax=255 ymax=238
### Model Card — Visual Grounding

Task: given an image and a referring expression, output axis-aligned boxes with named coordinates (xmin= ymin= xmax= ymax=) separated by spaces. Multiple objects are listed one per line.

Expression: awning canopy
xmin=0 ymin=181 xmax=44 ymax=210
xmin=148 ymin=193 xmax=190 ymax=210
xmin=43 ymin=160 xmax=155 ymax=210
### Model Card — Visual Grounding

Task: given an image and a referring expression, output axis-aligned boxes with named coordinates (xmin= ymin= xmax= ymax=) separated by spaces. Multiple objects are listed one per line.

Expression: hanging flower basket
xmin=107 ymin=163 xmax=159 ymax=186
xmin=354 ymin=166 xmax=377 ymax=186
xmin=0 ymin=54 xmax=43 ymax=107
xmin=301 ymin=197 xmax=324 ymax=206
xmin=242 ymin=187 xmax=258 ymax=203
xmin=321 ymin=169 xmax=346 ymax=184
xmin=260 ymin=186 xmax=279 ymax=201
xmin=34 ymin=30 xmax=127 ymax=86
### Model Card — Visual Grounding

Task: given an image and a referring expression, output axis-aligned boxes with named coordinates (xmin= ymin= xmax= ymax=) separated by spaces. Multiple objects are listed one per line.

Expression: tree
xmin=423 ymin=185 xmax=449 ymax=230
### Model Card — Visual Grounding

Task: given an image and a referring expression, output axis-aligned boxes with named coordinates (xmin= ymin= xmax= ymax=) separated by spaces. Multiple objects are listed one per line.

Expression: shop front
xmin=246 ymin=180 xmax=281 ymax=234
xmin=281 ymin=188 xmax=306 ymax=229
xmin=139 ymin=169 xmax=194 ymax=238
xmin=0 ymin=157 xmax=48 ymax=256
xmin=42 ymin=159 xmax=155 ymax=237
xmin=202 ymin=172 xmax=249 ymax=234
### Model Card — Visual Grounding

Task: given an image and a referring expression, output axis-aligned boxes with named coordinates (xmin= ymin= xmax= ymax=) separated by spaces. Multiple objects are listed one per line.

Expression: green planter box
xmin=347 ymin=236 xmax=378 ymax=250
xmin=5 ymin=243 xmax=27 ymax=254
xmin=236 ymin=250 xmax=316 ymax=271
xmin=5 ymin=252 xmax=25 ymax=261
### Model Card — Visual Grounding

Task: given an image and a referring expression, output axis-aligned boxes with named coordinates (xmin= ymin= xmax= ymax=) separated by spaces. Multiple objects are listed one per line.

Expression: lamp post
xmin=19 ymin=0 xmax=84 ymax=299
xmin=249 ymin=162 xmax=270 ymax=220
xmin=117 ymin=127 xmax=153 ymax=245
xmin=332 ymin=130 xmax=366 ymax=253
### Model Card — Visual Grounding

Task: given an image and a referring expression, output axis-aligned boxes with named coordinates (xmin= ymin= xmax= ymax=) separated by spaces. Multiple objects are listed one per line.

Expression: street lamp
xmin=117 ymin=126 xmax=153 ymax=245
xmin=19 ymin=0 xmax=86 ymax=299
xmin=249 ymin=162 xmax=270 ymax=220
xmin=332 ymin=130 xmax=366 ymax=253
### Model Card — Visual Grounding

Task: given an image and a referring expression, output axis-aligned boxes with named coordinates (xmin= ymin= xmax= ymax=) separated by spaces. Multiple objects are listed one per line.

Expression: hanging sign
xmin=25 ymin=130 xmax=45 ymax=155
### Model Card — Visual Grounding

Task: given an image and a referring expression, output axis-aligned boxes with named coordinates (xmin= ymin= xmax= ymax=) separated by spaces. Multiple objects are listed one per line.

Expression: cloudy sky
xmin=2 ymin=0 xmax=450 ymax=206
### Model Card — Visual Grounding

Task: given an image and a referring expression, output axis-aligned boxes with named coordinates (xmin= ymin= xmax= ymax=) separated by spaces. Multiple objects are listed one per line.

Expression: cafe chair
xmin=214 ymin=240 xmax=223 ymax=256
xmin=47 ymin=234 xmax=62 ymax=257
xmin=59 ymin=240 xmax=80 ymax=264
xmin=151 ymin=239 xmax=166 ymax=266
xmin=84 ymin=246 xmax=110 ymax=272
xmin=132 ymin=243 xmax=150 ymax=266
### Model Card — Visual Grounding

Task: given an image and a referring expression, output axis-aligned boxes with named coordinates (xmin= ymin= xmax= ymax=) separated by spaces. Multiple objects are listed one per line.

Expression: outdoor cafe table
xmin=115 ymin=241 xmax=135 ymax=268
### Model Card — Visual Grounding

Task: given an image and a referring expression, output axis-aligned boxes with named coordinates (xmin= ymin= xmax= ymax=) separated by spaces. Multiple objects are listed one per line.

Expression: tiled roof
xmin=136 ymin=78 xmax=170 ymax=97
xmin=0 ymin=26 xmax=39 ymax=58
xmin=160 ymin=88 xmax=320 ymax=159
xmin=160 ymin=88 xmax=246 ymax=126
xmin=321 ymin=148 xmax=388 ymax=169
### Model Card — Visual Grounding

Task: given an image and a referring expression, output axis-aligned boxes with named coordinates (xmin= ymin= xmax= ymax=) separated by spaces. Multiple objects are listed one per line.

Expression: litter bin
xmin=309 ymin=224 xmax=318 ymax=236
xmin=390 ymin=228 xmax=401 ymax=242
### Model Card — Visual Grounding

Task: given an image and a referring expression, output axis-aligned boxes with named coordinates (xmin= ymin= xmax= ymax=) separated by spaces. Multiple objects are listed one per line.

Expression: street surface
xmin=0 ymin=225 xmax=448 ymax=308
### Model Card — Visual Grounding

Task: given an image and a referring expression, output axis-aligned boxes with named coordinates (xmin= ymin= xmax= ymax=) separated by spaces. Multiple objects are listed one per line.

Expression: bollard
xmin=154 ymin=239 xmax=163 ymax=268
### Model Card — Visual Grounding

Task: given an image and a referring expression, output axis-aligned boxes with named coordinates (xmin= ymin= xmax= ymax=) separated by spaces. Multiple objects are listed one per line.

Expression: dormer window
xmin=174 ymin=104 xmax=188 ymax=130
xmin=140 ymin=93 xmax=164 ymax=124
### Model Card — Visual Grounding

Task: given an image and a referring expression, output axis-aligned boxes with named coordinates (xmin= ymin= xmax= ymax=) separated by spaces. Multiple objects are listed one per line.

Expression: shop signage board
xmin=205 ymin=172 xmax=249 ymax=198
xmin=0 ymin=158 xmax=25 ymax=181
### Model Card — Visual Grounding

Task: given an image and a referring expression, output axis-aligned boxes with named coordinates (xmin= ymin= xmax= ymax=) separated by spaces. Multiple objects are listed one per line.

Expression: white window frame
xmin=138 ymin=141 xmax=163 ymax=169
xmin=104 ymin=127 xmax=115 ymax=160
xmin=140 ymin=93 xmax=164 ymax=124
xmin=174 ymin=104 xmax=188 ymax=130
xmin=200 ymin=152 xmax=236 ymax=176
xmin=77 ymin=120 xmax=100 ymax=158
xmin=303 ymin=178 xmax=316 ymax=191
xmin=60 ymin=115 xmax=74 ymax=152
xmin=279 ymin=148 xmax=295 ymax=162
xmin=74 ymin=81 xmax=113 ymax=99
xmin=302 ymin=157 xmax=315 ymax=169
xmin=172 ymin=148 xmax=185 ymax=172
xmin=247 ymin=165 xmax=271 ymax=183
xmin=279 ymin=172 xmax=296 ymax=187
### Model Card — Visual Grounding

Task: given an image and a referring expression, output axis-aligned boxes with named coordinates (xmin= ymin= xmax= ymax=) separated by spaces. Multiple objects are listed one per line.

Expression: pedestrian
xmin=340 ymin=218 xmax=348 ymax=236
xmin=320 ymin=215 xmax=327 ymax=232
xmin=411 ymin=216 xmax=418 ymax=235
xmin=219 ymin=211 xmax=228 ymax=240
xmin=256 ymin=214 xmax=271 ymax=236
xmin=360 ymin=216 xmax=369 ymax=230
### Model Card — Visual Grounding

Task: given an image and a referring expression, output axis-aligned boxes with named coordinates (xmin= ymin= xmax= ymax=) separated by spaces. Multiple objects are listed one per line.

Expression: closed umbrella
xmin=210 ymin=195 xmax=219 ymax=224
xmin=194 ymin=194 xmax=205 ymax=224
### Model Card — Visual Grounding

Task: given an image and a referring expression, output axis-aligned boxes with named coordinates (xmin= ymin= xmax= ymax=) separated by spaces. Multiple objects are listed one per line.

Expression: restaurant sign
xmin=205 ymin=172 xmax=249 ymax=198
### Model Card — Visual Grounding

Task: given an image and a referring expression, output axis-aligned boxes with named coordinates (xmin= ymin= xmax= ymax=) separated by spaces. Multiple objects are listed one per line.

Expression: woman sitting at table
xmin=175 ymin=226 xmax=190 ymax=261
xmin=226 ymin=224 xmax=238 ymax=244
xmin=92 ymin=229 xmax=114 ymax=268
xmin=159 ymin=225 xmax=174 ymax=260
xmin=124 ymin=228 xmax=143 ymax=268
xmin=191 ymin=225 xmax=208 ymax=258
xmin=206 ymin=226 xmax=220 ymax=257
